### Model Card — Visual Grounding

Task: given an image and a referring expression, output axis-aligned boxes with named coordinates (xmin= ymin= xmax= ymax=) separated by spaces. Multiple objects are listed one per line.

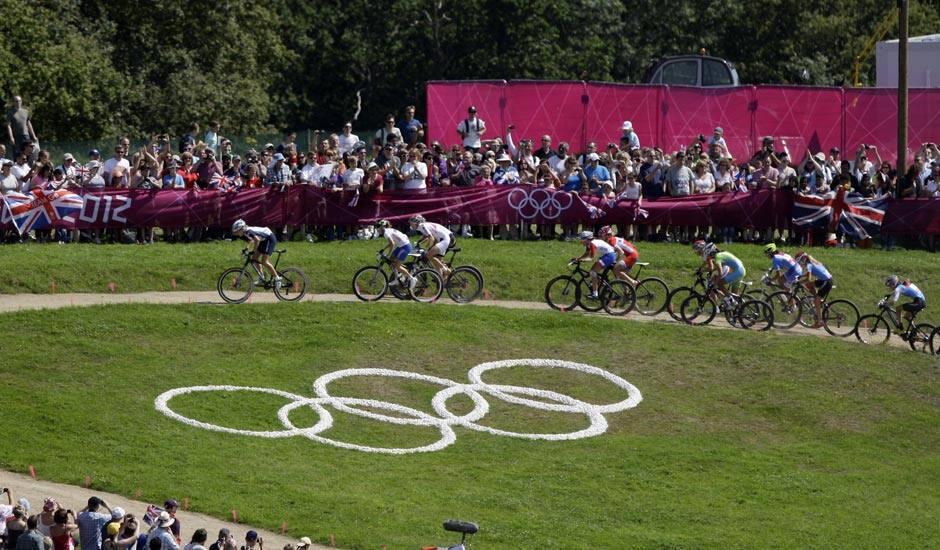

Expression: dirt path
xmin=0 ymin=470 xmax=331 ymax=550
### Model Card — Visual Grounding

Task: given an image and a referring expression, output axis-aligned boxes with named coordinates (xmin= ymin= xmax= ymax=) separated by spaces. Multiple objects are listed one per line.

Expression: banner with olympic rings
xmin=3 ymin=185 xmax=938 ymax=234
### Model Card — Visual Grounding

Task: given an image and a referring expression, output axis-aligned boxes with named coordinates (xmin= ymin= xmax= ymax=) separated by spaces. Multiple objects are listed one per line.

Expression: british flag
xmin=792 ymin=186 xmax=887 ymax=240
xmin=211 ymin=173 xmax=238 ymax=194
xmin=1 ymin=188 xmax=85 ymax=235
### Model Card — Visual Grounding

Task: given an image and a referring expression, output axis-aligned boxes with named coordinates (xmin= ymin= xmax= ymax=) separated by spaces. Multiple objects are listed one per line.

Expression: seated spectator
xmin=620 ymin=121 xmax=640 ymax=151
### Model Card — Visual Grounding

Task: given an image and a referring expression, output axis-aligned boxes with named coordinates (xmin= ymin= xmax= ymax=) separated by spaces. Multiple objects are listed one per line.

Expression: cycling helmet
xmin=885 ymin=275 xmax=900 ymax=288
xmin=793 ymin=250 xmax=807 ymax=261
xmin=231 ymin=219 xmax=246 ymax=233
xmin=409 ymin=214 xmax=425 ymax=224
xmin=598 ymin=225 xmax=613 ymax=238
xmin=703 ymin=243 xmax=719 ymax=257
xmin=578 ymin=230 xmax=594 ymax=241
xmin=763 ymin=242 xmax=778 ymax=255
xmin=691 ymin=239 xmax=707 ymax=253
xmin=373 ymin=219 xmax=390 ymax=228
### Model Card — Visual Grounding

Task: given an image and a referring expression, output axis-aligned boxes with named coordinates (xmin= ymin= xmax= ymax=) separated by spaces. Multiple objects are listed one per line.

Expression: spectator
xmin=922 ymin=161 xmax=940 ymax=198
xmin=10 ymin=152 xmax=32 ymax=189
xmin=115 ymin=515 xmax=137 ymax=550
xmin=15 ymin=516 xmax=43 ymax=550
xmin=707 ymin=127 xmax=729 ymax=158
xmin=576 ymin=142 xmax=597 ymax=166
xmin=666 ymin=152 xmax=693 ymax=197
xmin=0 ymin=144 xmax=6 ymax=162
xmin=48 ymin=509 xmax=78 ymax=550
xmin=265 ymin=153 xmax=292 ymax=187
xmin=183 ymin=530 xmax=208 ymax=550
xmin=5 ymin=96 xmax=37 ymax=156
xmin=775 ymin=152 xmax=796 ymax=188
xmin=398 ymin=149 xmax=427 ymax=191
xmin=456 ymin=106 xmax=485 ymax=152
xmin=101 ymin=524 xmax=120 ymax=550
xmin=341 ymin=156 xmax=364 ymax=191
xmin=194 ymin=150 xmax=223 ymax=189
xmin=276 ymin=133 xmax=298 ymax=166
xmin=620 ymin=121 xmax=640 ymax=151
xmin=583 ymin=153 xmax=611 ymax=191
xmin=204 ymin=121 xmax=222 ymax=155
xmin=77 ymin=497 xmax=112 ymax=550
xmin=853 ymin=144 xmax=880 ymax=182
xmin=801 ymin=151 xmax=831 ymax=193
xmin=294 ymin=539 xmax=310 ymax=550
xmin=161 ymin=501 xmax=180 ymax=545
xmin=547 ymin=142 xmax=570 ymax=175
xmin=1 ymin=159 xmax=16 ymax=194
xmin=534 ymin=135 xmax=554 ymax=161
xmin=102 ymin=146 xmax=131 ymax=188
xmin=753 ymin=155 xmax=779 ymax=189
xmin=178 ymin=123 xmax=199 ymax=154
xmin=692 ymin=161 xmax=715 ymax=194
xmin=374 ymin=115 xmax=402 ymax=148
xmin=714 ymin=158 xmax=734 ymax=191
xmin=58 ymin=154 xmax=78 ymax=183
xmin=399 ymin=105 xmax=423 ymax=145
xmin=337 ymin=123 xmax=358 ymax=155
xmin=239 ymin=531 xmax=260 ymax=550
xmin=145 ymin=513 xmax=177 ymax=550
xmin=492 ymin=154 xmax=518 ymax=185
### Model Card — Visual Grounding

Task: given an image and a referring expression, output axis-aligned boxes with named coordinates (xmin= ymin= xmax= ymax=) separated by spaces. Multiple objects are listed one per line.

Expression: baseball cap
xmin=88 ymin=149 xmax=101 ymax=158
xmin=273 ymin=153 xmax=285 ymax=161
xmin=164 ymin=499 xmax=179 ymax=509
xmin=1 ymin=159 xmax=13 ymax=167
xmin=366 ymin=161 xmax=378 ymax=171
xmin=63 ymin=153 xmax=75 ymax=161
xmin=245 ymin=531 xmax=259 ymax=541
xmin=111 ymin=507 xmax=125 ymax=520
xmin=467 ymin=105 xmax=477 ymax=113
xmin=107 ymin=523 xmax=120 ymax=537
xmin=830 ymin=146 xmax=840 ymax=153
xmin=714 ymin=126 xmax=723 ymax=134
xmin=587 ymin=153 xmax=600 ymax=161
xmin=85 ymin=160 xmax=101 ymax=169
xmin=296 ymin=537 xmax=311 ymax=548
xmin=621 ymin=120 xmax=633 ymax=131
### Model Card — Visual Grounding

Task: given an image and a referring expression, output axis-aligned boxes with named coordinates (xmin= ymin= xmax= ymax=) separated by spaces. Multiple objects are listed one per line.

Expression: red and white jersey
xmin=588 ymin=238 xmax=615 ymax=257
xmin=607 ymin=236 xmax=637 ymax=257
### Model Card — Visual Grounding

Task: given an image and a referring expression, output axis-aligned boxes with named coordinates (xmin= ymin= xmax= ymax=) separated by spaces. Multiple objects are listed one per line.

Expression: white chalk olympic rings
xmin=154 ymin=359 xmax=642 ymax=454
xmin=507 ymin=187 xmax=573 ymax=220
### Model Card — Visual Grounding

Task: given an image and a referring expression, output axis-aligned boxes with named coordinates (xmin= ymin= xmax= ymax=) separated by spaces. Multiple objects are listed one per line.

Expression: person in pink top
xmin=49 ymin=509 xmax=79 ymax=550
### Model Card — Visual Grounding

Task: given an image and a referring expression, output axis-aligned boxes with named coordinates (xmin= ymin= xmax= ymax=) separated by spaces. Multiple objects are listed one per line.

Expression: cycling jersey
xmin=383 ymin=227 xmax=410 ymax=248
xmin=892 ymin=282 xmax=925 ymax=304
xmin=245 ymin=226 xmax=273 ymax=240
xmin=588 ymin=238 xmax=615 ymax=258
xmin=417 ymin=222 xmax=452 ymax=243
xmin=607 ymin=237 xmax=637 ymax=257
xmin=771 ymin=253 xmax=803 ymax=282
xmin=244 ymin=226 xmax=276 ymax=255
xmin=805 ymin=260 xmax=831 ymax=281
xmin=714 ymin=251 xmax=745 ymax=284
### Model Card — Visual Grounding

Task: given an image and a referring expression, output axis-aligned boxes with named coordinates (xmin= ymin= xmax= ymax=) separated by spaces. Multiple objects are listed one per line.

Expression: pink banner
xmin=882 ymin=198 xmax=940 ymax=235
xmin=844 ymin=88 xmax=940 ymax=163
xmin=754 ymin=86 xmax=843 ymax=159
xmin=503 ymin=81 xmax=587 ymax=149
xmin=661 ymin=86 xmax=754 ymax=160
xmin=426 ymin=80 xmax=505 ymax=147
xmin=584 ymin=82 xmax=659 ymax=151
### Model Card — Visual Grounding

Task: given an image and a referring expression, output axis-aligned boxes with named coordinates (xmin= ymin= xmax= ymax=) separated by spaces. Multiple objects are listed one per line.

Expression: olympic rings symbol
xmin=506 ymin=187 xmax=573 ymax=220
xmin=154 ymin=359 xmax=642 ymax=455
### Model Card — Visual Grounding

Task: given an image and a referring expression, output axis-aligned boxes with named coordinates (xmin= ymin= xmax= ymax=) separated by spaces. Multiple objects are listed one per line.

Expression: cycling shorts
xmin=617 ymin=253 xmax=638 ymax=271
xmin=814 ymin=278 xmax=833 ymax=299
xmin=721 ymin=263 xmax=745 ymax=285
xmin=902 ymin=299 xmax=926 ymax=314
xmin=597 ymin=252 xmax=617 ymax=268
xmin=391 ymin=243 xmax=413 ymax=261
xmin=430 ymin=237 xmax=451 ymax=256
xmin=256 ymin=236 xmax=276 ymax=256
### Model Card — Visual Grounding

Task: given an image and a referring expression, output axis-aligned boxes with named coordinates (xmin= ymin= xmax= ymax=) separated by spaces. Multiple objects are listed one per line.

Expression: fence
xmin=426 ymin=81 xmax=940 ymax=164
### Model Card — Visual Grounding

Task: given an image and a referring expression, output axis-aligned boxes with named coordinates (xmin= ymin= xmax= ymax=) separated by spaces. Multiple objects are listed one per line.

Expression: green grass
xmin=0 ymin=302 xmax=937 ymax=548
xmin=2 ymin=240 xmax=939 ymax=320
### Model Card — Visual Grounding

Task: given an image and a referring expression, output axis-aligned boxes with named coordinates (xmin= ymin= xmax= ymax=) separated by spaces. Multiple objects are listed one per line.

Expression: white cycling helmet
xmin=231 ymin=219 xmax=246 ymax=233
xmin=409 ymin=214 xmax=425 ymax=224
xmin=691 ymin=239 xmax=706 ymax=253
xmin=885 ymin=275 xmax=899 ymax=288
xmin=703 ymin=243 xmax=718 ymax=257
xmin=598 ymin=225 xmax=613 ymax=238
xmin=578 ymin=230 xmax=594 ymax=241
xmin=373 ymin=219 xmax=390 ymax=228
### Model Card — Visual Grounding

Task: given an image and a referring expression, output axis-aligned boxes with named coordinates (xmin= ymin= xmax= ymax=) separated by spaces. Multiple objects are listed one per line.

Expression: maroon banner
xmin=3 ymin=186 xmax=938 ymax=234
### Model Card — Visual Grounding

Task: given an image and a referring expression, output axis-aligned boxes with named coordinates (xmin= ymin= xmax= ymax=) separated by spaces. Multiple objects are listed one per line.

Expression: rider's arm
xmin=889 ymin=286 xmax=902 ymax=304
xmin=574 ymin=247 xmax=592 ymax=262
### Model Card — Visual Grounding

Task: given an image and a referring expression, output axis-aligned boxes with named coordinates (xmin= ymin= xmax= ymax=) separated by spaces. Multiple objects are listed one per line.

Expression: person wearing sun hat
xmin=294 ymin=538 xmax=311 ymax=550
xmin=619 ymin=120 xmax=640 ymax=150
xmin=163 ymin=500 xmax=181 ymax=543
xmin=145 ymin=512 xmax=178 ymax=550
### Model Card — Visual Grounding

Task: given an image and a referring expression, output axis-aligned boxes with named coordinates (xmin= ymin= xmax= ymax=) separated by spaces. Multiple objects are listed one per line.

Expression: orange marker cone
xmin=231 ymin=509 xmax=238 ymax=523
xmin=28 ymin=465 xmax=36 ymax=479
xmin=108 ymin=282 xmax=116 ymax=293
xmin=183 ymin=498 xmax=189 ymax=511
xmin=280 ymin=523 xmax=287 ymax=535
xmin=50 ymin=280 xmax=57 ymax=293
xmin=171 ymin=278 xmax=177 ymax=290
xmin=84 ymin=475 xmax=91 ymax=488
xmin=329 ymin=534 xmax=335 ymax=547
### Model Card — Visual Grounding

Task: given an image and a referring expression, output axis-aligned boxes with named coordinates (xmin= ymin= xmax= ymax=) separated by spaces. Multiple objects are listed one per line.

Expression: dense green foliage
xmin=2 ymin=0 xmax=939 ymax=142
xmin=0 ymin=303 xmax=936 ymax=548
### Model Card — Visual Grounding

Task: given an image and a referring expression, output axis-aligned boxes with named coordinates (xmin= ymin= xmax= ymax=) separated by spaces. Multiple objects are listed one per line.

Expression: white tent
xmin=876 ymin=33 xmax=940 ymax=88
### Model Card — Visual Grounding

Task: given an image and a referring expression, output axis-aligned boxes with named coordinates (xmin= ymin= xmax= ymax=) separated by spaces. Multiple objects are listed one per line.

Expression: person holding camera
xmin=456 ymin=106 xmax=485 ymax=153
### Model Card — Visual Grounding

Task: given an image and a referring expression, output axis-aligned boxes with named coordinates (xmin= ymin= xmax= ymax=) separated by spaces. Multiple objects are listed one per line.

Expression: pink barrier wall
xmin=427 ymin=81 xmax=940 ymax=163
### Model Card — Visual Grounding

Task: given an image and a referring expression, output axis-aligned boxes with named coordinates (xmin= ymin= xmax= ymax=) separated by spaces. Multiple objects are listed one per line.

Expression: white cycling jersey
xmin=383 ymin=227 xmax=410 ymax=248
xmin=418 ymin=222 xmax=452 ymax=243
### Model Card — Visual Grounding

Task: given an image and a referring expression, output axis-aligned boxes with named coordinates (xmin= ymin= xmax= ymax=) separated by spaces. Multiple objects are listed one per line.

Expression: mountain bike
xmin=855 ymin=297 xmax=933 ymax=352
xmin=667 ymin=269 xmax=763 ymax=322
xmin=351 ymin=251 xmax=444 ymax=303
xmin=217 ymin=249 xmax=308 ymax=304
xmin=402 ymin=246 xmax=484 ymax=303
xmin=422 ymin=519 xmax=478 ymax=550
xmin=544 ymin=260 xmax=636 ymax=315
xmin=930 ymin=325 xmax=940 ymax=356
xmin=619 ymin=262 xmax=670 ymax=316
xmin=679 ymin=275 xmax=774 ymax=331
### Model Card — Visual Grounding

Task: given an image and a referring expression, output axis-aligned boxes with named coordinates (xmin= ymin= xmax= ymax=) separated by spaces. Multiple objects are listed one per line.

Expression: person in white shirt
xmin=10 ymin=152 xmax=32 ymax=188
xmin=456 ymin=106 xmax=485 ymax=152
xmin=707 ymin=127 xmax=729 ymax=158
xmin=341 ymin=157 xmax=364 ymax=191
xmin=398 ymin=150 xmax=428 ymax=191
xmin=102 ymin=146 xmax=131 ymax=187
xmin=373 ymin=219 xmax=417 ymax=290
xmin=547 ymin=142 xmax=570 ymax=176
xmin=410 ymin=214 xmax=453 ymax=278
xmin=620 ymin=121 xmax=640 ymax=151
xmin=337 ymin=122 xmax=359 ymax=155
xmin=853 ymin=144 xmax=880 ymax=182
xmin=0 ymin=159 xmax=17 ymax=194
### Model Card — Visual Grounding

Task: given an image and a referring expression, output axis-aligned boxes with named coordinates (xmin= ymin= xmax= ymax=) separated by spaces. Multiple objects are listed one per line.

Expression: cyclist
xmin=409 ymin=214 xmax=455 ymax=279
xmin=572 ymin=230 xmax=617 ymax=300
xmin=693 ymin=241 xmax=745 ymax=299
xmin=885 ymin=275 xmax=926 ymax=332
xmin=764 ymin=243 xmax=803 ymax=289
xmin=793 ymin=251 xmax=833 ymax=328
xmin=231 ymin=219 xmax=280 ymax=288
xmin=374 ymin=219 xmax=416 ymax=290
xmin=598 ymin=225 xmax=638 ymax=285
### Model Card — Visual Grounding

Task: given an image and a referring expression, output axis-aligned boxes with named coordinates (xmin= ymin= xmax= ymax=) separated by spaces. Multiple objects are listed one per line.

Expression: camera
xmin=698 ymin=134 xmax=706 ymax=142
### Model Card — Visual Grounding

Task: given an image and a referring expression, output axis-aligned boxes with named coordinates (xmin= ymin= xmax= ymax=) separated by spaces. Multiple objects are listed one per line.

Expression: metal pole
xmin=897 ymin=0 xmax=908 ymax=168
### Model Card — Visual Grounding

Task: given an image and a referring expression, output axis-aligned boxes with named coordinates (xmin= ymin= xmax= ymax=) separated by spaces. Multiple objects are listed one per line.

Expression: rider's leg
xmin=590 ymin=264 xmax=603 ymax=296
xmin=258 ymin=253 xmax=278 ymax=280
xmin=393 ymin=260 xmax=412 ymax=282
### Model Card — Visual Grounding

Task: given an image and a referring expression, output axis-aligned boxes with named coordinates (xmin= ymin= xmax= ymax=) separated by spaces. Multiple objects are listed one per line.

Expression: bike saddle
xmin=449 ymin=247 xmax=462 ymax=252
xmin=276 ymin=249 xmax=287 ymax=253
xmin=443 ymin=520 xmax=478 ymax=535
xmin=635 ymin=261 xmax=649 ymax=266
xmin=741 ymin=281 xmax=754 ymax=286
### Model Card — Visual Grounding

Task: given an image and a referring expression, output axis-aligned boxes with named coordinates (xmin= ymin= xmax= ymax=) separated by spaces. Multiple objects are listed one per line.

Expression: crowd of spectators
xmin=3 ymin=95 xmax=940 ymax=246
xmin=0 ymin=490 xmax=311 ymax=550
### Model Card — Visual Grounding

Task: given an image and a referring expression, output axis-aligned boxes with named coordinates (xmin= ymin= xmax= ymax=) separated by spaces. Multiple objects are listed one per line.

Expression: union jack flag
xmin=792 ymin=186 xmax=887 ymax=240
xmin=1 ymin=188 xmax=85 ymax=235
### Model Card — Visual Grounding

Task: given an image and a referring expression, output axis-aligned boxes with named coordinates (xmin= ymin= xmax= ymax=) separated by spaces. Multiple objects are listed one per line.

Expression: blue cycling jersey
xmin=893 ymin=282 xmax=925 ymax=303
xmin=806 ymin=261 xmax=831 ymax=281
xmin=771 ymin=253 xmax=802 ymax=280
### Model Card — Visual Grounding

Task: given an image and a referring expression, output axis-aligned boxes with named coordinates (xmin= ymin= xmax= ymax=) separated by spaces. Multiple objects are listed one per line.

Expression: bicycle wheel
xmin=602 ymin=281 xmax=636 ymax=316
xmin=410 ymin=268 xmax=443 ymax=303
xmin=797 ymin=296 xmax=818 ymax=328
xmin=666 ymin=286 xmax=694 ymax=321
xmin=544 ymin=275 xmax=580 ymax=312
xmin=738 ymin=299 xmax=774 ymax=331
xmin=822 ymin=299 xmax=860 ymax=338
xmin=908 ymin=323 xmax=934 ymax=353
xmin=578 ymin=280 xmax=604 ymax=312
xmin=352 ymin=266 xmax=388 ymax=302
xmin=930 ymin=325 xmax=940 ymax=355
xmin=766 ymin=290 xmax=801 ymax=329
xmin=680 ymin=294 xmax=717 ymax=326
xmin=744 ymin=288 xmax=769 ymax=301
xmin=217 ymin=267 xmax=254 ymax=304
xmin=855 ymin=314 xmax=890 ymax=345
xmin=633 ymin=277 xmax=669 ymax=316
xmin=446 ymin=266 xmax=484 ymax=303
xmin=274 ymin=267 xmax=308 ymax=302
